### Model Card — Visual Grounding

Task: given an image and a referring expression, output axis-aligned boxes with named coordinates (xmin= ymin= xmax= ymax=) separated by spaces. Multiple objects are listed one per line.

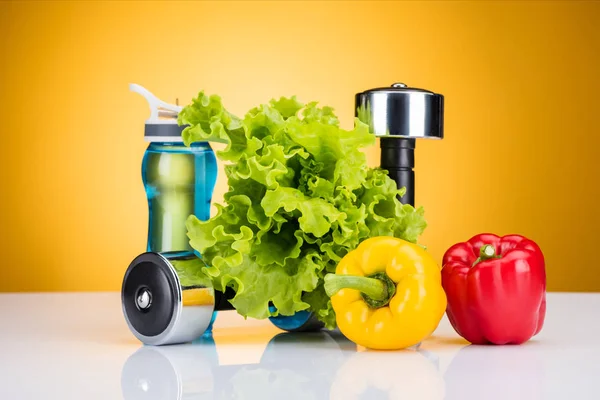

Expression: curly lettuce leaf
xmin=180 ymin=93 xmax=427 ymax=327
xmin=302 ymin=282 xmax=336 ymax=330
xmin=170 ymin=258 xmax=213 ymax=288
xmin=178 ymin=91 xmax=262 ymax=161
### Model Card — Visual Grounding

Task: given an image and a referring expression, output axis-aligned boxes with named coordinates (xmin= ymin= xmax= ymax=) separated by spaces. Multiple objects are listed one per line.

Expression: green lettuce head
xmin=178 ymin=92 xmax=426 ymax=329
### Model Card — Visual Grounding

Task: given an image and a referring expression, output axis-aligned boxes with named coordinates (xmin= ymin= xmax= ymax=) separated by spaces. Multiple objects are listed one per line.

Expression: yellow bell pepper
xmin=324 ymin=236 xmax=447 ymax=350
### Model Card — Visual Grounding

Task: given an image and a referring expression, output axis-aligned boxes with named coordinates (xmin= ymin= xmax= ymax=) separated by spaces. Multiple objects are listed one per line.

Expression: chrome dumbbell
xmin=121 ymin=252 xmax=233 ymax=345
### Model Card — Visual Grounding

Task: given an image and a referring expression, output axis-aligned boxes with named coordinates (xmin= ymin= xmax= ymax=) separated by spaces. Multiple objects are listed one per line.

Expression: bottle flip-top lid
xmin=130 ymin=83 xmax=186 ymax=142
xmin=355 ymin=82 xmax=444 ymax=139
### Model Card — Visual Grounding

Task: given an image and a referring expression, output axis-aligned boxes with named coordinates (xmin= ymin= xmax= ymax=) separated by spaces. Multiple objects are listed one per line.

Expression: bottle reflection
xmin=226 ymin=331 xmax=351 ymax=400
xmin=121 ymin=331 xmax=442 ymax=400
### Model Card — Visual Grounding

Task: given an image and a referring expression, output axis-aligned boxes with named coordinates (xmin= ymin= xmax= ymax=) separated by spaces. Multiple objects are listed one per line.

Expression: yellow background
xmin=1 ymin=1 xmax=598 ymax=292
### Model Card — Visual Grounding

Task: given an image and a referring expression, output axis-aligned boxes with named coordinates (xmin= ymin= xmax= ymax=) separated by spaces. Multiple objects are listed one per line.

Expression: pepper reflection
xmin=330 ymin=346 xmax=444 ymax=400
xmin=444 ymin=344 xmax=543 ymax=400
xmin=121 ymin=331 xmax=442 ymax=400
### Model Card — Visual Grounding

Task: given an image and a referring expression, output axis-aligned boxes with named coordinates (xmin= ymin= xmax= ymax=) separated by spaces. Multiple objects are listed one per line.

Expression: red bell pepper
xmin=441 ymin=233 xmax=546 ymax=345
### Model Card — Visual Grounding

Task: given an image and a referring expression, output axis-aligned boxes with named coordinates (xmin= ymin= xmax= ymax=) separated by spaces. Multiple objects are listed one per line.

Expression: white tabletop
xmin=0 ymin=292 xmax=598 ymax=399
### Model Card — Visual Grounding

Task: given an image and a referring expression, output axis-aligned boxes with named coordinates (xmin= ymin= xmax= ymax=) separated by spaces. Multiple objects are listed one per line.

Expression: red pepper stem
xmin=472 ymin=244 xmax=502 ymax=267
xmin=324 ymin=273 xmax=396 ymax=308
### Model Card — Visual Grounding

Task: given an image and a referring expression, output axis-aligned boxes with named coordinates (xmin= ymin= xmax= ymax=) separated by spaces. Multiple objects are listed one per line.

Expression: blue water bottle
xmin=128 ymin=84 xmax=218 ymax=257
xmin=121 ymin=84 xmax=219 ymax=345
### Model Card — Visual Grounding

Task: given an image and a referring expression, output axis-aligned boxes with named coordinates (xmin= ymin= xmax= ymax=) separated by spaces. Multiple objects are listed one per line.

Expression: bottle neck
xmin=149 ymin=141 xmax=184 ymax=146
xmin=148 ymin=141 xmax=212 ymax=151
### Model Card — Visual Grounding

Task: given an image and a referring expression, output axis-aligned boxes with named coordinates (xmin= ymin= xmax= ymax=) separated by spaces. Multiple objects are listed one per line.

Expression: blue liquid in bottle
xmin=142 ymin=141 xmax=219 ymax=332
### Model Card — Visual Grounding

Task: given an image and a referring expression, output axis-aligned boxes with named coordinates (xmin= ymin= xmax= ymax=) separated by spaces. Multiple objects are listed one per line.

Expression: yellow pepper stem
xmin=324 ymin=272 xmax=396 ymax=308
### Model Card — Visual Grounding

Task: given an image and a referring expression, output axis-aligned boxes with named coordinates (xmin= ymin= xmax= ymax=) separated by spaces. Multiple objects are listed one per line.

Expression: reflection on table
xmin=121 ymin=329 xmax=444 ymax=400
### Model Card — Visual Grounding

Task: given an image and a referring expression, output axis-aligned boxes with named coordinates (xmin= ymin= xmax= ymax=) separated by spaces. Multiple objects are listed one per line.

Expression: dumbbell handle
xmin=214 ymin=287 xmax=236 ymax=311
xmin=380 ymin=138 xmax=415 ymax=206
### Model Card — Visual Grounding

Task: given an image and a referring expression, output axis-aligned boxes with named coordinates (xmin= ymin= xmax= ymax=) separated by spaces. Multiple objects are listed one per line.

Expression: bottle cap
xmin=130 ymin=83 xmax=186 ymax=142
xmin=355 ymin=82 xmax=444 ymax=139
